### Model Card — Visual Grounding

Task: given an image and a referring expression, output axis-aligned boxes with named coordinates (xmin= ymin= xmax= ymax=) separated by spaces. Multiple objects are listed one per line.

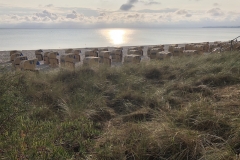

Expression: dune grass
xmin=1 ymin=51 xmax=240 ymax=159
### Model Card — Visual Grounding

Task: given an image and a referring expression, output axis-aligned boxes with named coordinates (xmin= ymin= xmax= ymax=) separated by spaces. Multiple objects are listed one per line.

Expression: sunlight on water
xmin=1 ymin=28 xmax=240 ymax=50
xmin=108 ymin=29 xmax=125 ymax=44
xmin=100 ymin=28 xmax=134 ymax=46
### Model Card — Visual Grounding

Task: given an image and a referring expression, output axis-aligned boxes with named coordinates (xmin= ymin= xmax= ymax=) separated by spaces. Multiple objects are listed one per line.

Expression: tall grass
xmin=1 ymin=51 xmax=240 ymax=159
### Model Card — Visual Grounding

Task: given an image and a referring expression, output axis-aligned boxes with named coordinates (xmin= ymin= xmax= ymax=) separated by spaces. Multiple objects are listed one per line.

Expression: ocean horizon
xmin=0 ymin=28 xmax=239 ymax=51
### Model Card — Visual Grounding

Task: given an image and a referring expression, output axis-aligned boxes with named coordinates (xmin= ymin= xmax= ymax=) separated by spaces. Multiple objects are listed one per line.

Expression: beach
xmin=0 ymin=43 xmax=189 ymax=64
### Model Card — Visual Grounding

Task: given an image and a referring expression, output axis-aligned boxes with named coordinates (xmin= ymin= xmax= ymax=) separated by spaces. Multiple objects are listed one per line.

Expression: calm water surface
xmin=0 ymin=28 xmax=239 ymax=50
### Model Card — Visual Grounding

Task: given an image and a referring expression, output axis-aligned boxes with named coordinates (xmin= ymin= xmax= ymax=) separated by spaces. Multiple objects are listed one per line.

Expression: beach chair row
xmin=9 ymin=47 xmax=124 ymax=70
xmin=9 ymin=41 xmax=240 ymax=71
xmin=147 ymin=41 xmax=240 ymax=61
xmin=7 ymin=44 xmax=212 ymax=71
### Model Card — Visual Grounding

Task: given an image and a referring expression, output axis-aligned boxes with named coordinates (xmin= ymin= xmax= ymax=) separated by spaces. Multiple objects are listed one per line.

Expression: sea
xmin=0 ymin=28 xmax=239 ymax=51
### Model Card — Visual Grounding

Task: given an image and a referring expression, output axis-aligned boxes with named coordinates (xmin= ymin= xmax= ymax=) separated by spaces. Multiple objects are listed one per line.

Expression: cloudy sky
xmin=0 ymin=0 xmax=239 ymax=28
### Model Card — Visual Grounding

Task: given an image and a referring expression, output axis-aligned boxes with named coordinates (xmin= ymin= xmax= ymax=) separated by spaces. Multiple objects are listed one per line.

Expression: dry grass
xmin=1 ymin=51 xmax=240 ymax=159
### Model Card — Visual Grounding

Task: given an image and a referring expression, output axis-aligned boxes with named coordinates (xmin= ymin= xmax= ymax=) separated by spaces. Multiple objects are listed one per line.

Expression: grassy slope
xmin=1 ymin=51 xmax=240 ymax=159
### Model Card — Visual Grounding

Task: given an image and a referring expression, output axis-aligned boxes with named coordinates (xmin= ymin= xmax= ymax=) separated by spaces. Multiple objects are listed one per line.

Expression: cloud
xmin=138 ymin=8 xmax=178 ymax=13
xmin=66 ymin=11 xmax=78 ymax=19
xmin=146 ymin=2 xmax=160 ymax=5
xmin=207 ymin=8 xmax=224 ymax=16
xmin=213 ymin=3 xmax=219 ymax=6
xmin=32 ymin=16 xmax=40 ymax=21
xmin=11 ymin=15 xmax=20 ymax=20
xmin=127 ymin=14 xmax=140 ymax=18
xmin=45 ymin=4 xmax=54 ymax=8
xmin=140 ymin=0 xmax=161 ymax=5
xmin=175 ymin=9 xmax=192 ymax=17
xmin=36 ymin=10 xmax=58 ymax=20
xmin=129 ymin=0 xmax=138 ymax=3
xmin=120 ymin=0 xmax=138 ymax=11
xmin=72 ymin=8 xmax=99 ymax=17
xmin=66 ymin=11 xmax=85 ymax=20
xmin=99 ymin=12 xmax=106 ymax=16
xmin=176 ymin=10 xmax=188 ymax=15
xmin=120 ymin=4 xmax=134 ymax=11
xmin=1 ymin=6 xmax=240 ymax=29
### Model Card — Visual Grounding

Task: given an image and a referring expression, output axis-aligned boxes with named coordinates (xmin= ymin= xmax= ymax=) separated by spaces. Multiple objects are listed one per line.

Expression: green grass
xmin=1 ymin=51 xmax=240 ymax=159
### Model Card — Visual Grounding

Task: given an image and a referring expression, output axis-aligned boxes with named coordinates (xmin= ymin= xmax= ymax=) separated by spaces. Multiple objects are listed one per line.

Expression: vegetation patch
xmin=122 ymin=108 xmax=153 ymax=122
xmin=195 ymin=74 xmax=240 ymax=87
xmin=1 ymin=51 xmax=240 ymax=159
xmin=145 ymin=68 xmax=162 ymax=80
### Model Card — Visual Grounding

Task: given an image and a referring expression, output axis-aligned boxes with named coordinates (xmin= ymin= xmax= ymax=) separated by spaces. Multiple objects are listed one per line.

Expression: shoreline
xmin=0 ymin=41 xmax=217 ymax=64
xmin=0 ymin=42 xmax=187 ymax=52
xmin=0 ymin=43 xmax=182 ymax=64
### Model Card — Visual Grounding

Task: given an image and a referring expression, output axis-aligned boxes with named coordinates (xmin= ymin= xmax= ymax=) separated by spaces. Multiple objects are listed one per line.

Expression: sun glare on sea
xmin=108 ymin=29 xmax=125 ymax=45
xmin=100 ymin=28 xmax=133 ymax=46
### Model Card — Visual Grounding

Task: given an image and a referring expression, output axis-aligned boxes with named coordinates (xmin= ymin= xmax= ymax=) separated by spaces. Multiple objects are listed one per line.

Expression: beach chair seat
xmin=49 ymin=58 xmax=59 ymax=68
xmin=173 ymin=47 xmax=184 ymax=56
xmin=124 ymin=54 xmax=141 ymax=64
xmin=36 ymin=54 xmax=43 ymax=61
xmin=99 ymin=51 xmax=110 ymax=59
xmin=20 ymin=59 xmax=38 ymax=71
xmin=35 ymin=49 xmax=44 ymax=61
xmin=10 ymin=52 xmax=23 ymax=62
xmin=43 ymin=52 xmax=50 ymax=64
xmin=185 ymin=44 xmax=195 ymax=50
xmin=85 ymin=50 xmax=98 ymax=57
xmin=168 ymin=44 xmax=179 ymax=52
xmin=156 ymin=51 xmax=172 ymax=59
xmin=147 ymin=45 xmax=164 ymax=56
xmin=127 ymin=50 xmax=143 ymax=56
xmin=192 ymin=45 xmax=204 ymax=54
xmin=111 ymin=54 xmax=122 ymax=62
xmin=13 ymin=56 xmax=28 ymax=70
xmin=127 ymin=47 xmax=143 ymax=56
xmin=99 ymin=57 xmax=111 ymax=66
xmin=149 ymin=48 xmax=165 ymax=59
xmin=111 ymin=49 xmax=123 ymax=56
xmin=183 ymin=50 xmax=198 ymax=56
xmin=48 ymin=52 xmax=59 ymax=59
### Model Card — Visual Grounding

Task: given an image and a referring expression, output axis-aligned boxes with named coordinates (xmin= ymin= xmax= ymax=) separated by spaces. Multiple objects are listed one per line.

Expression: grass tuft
xmin=145 ymin=68 xmax=162 ymax=80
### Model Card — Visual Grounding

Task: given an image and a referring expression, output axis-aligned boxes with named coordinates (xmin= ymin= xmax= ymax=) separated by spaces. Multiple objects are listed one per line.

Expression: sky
xmin=0 ymin=0 xmax=239 ymax=28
